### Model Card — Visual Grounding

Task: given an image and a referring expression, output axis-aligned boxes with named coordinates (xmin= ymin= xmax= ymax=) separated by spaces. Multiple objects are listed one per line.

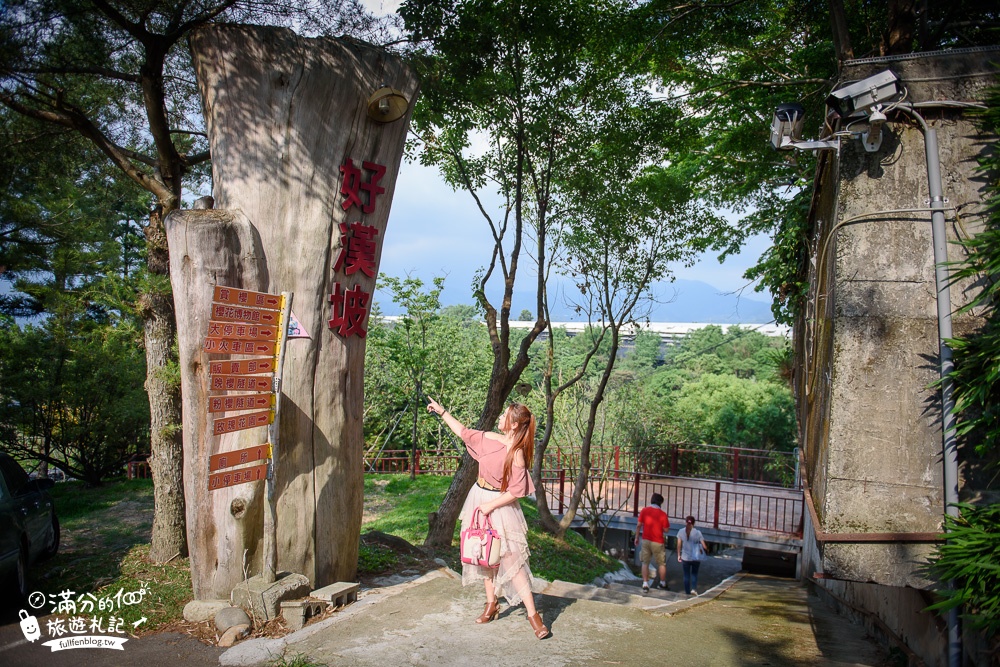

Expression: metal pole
xmin=922 ymin=126 xmax=962 ymax=667
xmin=263 ymin=292 xmax=293 ymax=585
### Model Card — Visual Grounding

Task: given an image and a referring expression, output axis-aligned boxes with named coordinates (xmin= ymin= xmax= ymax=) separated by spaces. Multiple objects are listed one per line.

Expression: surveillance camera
xmin=770 ymin=103 xmax=805 ymax=150
xmin=826 ymin=69 xmax=900 ymax=118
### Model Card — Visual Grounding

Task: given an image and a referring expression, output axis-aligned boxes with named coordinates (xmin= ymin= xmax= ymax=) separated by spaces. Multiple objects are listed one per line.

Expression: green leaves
xmin=926 ymin=503 xmax=1000 ymax=637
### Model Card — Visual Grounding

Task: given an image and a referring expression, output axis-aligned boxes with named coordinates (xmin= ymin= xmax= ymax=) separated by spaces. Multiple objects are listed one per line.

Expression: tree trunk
xmin=828 ymin=0 xmax=855 ymax=63
xmin=144 ymin=206 xmax=188 ymax=563
xmin=184 ymin=24 xmax=417 ymax=596
xmin=165 ymin=209 xmax=269 ymax=598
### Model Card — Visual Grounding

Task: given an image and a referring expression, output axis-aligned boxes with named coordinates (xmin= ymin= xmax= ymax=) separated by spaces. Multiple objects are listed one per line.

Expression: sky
xmin=377 ymin=156 xmax=776 ymax=322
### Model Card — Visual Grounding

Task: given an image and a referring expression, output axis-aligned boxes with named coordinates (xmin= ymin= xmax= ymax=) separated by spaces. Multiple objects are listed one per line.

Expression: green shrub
xmin=926 ymin=503 xmax=1000 ymax=636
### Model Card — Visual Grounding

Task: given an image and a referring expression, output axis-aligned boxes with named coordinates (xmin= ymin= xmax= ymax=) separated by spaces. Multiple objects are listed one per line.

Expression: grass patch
xmin=37 ymin=478 xmax=155 ymax=594
xmin=362 ymin=474 xmax=456 ymax=545
xmin=268 ymin=654 xmax=328 ymax=667
xmin=92 ymin=544 xmax=194 ymax=633
xmin=33 ymin=478 xmax=192 ymax=634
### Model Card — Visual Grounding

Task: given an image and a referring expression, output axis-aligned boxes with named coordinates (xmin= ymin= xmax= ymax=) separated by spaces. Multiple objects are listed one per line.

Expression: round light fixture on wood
xmin=367 ymin=86 xmax=409 ymax=123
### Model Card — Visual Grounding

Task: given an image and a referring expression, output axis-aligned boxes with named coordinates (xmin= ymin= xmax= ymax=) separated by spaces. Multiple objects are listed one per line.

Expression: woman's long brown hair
xmin=500 ymin=403 xmax=536 ymax=492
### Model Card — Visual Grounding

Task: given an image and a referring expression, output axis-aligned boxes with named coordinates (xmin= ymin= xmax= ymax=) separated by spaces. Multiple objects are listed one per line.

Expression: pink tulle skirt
xmin=459 ymin=484 xmax=535 ymax=606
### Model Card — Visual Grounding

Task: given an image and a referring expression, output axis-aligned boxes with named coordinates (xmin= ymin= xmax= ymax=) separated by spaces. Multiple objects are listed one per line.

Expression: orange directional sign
xmin=208 ymin=359 xmax=275 ymax=376
xmin=209 ymin=444 xmax=271 ymax=472
xmin=203 ymin=338 xmax=277 ymax=356
xmin=213 ymin=286 xmax=281 ymax=310
xmin=208 ymin=393 xmax=273 ymax=413
xmin=210 ymin=375 xmax=272 ymax=392
xmin=209 ymin=463 xmax=268 ymax=491
xmin=212 ymin=410 xmax=273 ymax=436
xmin=206 ymin=321 xmax=279 ymax=342
xmin=210 ymin=303 xmax=280 ymax=324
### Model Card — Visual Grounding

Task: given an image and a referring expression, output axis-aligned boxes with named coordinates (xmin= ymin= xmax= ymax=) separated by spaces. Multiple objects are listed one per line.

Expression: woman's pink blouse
xmin=461 ymin=427 xmax=535 ymax=498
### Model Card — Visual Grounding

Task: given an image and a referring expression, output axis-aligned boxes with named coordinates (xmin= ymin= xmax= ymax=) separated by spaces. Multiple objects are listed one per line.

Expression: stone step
xmin=311 ymin=581 xmax=360 ymax=607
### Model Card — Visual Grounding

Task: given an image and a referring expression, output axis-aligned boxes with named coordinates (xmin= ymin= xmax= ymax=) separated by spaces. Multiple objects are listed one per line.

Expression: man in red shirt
xmin=634 ymin=492 xmax=670 ymax=592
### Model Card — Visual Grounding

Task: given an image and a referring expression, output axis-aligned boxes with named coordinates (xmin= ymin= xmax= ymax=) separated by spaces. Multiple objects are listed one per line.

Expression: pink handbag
xmin=460 ymin=509 xmax=502 ymax=568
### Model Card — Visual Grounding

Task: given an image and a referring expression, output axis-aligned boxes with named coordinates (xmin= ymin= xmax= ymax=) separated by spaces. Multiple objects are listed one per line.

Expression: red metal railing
xmin=540 ymin=470 xmax=803 ymax=537
xmin=541 ymin=443 xmax=798 ymax=488
xmin=364 ymin=449 xmax=462 ymax=475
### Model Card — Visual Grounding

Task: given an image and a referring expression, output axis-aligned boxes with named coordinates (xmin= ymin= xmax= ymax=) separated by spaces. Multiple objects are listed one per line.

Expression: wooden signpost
xmin=202 ymin=285 xmax=292 ymax=585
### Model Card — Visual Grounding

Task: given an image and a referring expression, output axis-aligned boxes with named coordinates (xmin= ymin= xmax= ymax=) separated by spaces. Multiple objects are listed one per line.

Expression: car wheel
xmin=41 ymin=513 xmax=59 ymax=560
xmin=9 ymin=542 xmax=29 ymax=601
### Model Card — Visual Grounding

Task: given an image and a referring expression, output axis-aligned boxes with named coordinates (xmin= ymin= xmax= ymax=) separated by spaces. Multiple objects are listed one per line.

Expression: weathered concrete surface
xmin=796 ymin=47 xmax=998 ymax=667
xmin=220 ymin=569 xmax=888 ymax=667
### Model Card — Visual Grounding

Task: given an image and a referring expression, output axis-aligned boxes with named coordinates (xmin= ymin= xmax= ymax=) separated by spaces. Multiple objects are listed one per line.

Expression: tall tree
xmin=0 ymin=121 xmax=151 ymax=485
xmin=401 ymin=0 xmax=713 ymax=545
xmin=0 ymin=0 xmax=383 ymax=561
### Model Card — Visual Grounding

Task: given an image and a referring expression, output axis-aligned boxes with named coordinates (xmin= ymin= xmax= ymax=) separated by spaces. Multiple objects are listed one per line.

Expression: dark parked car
xmin=0 ymin=454 xmax=59 ymax=599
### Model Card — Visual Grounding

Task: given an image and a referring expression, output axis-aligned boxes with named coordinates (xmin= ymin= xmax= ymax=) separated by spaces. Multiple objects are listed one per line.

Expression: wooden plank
xmin=208 ymin=463 xmax=268 ymax=490
xmin=212 ymin=409 xmax=273 ymax=436
xmin=208 ymin=359 xmax=275 ymax=376
xmin=203 ymin=338 xmax=276 ymax=356
xmin=207 ymin=393 xmax=274 ymax=413
xmin=209 ymin=444 xmax=271 ymax=472
xmin=210 ymin=302 xmax=280 ymax=324
xmin=206 ymin=321 xmax=280 ymax=341
xmin=213 ymin=285 xmax=281 ymax=310
xmin=209 ymin=375 xmax=273 ymax=392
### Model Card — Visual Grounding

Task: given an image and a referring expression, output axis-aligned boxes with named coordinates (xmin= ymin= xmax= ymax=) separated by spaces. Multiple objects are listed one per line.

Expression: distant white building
xmin=377 ymin=315 xmax=789 ymax=350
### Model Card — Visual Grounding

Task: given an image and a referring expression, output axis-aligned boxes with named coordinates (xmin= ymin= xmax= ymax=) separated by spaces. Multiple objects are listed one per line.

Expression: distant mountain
xmin=374 ymin=277 xmax=775 ymax=324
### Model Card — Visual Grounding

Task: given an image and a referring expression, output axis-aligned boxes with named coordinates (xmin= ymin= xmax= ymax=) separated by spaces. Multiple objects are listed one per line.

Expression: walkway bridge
xmin=541 ymin=471 xmax=804 ymax=558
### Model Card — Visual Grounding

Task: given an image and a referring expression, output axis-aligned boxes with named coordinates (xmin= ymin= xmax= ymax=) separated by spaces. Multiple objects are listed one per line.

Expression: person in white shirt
xmin=676 ymin=515 xmax=709 ymax=595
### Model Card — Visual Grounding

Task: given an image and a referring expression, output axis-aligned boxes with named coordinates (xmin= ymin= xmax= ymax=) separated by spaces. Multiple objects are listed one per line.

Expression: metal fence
xmin=542 ymin=443 xmax=798 ymax=488
xmin=365 ymin=443 xmax=798 ymax=488
xmin=540 ymin=469 xmax=803 ymax=536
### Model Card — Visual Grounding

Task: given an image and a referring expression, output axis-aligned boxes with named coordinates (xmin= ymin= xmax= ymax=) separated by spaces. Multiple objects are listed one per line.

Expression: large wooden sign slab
xmin=175 ymin=22 xmax=418 ymax=599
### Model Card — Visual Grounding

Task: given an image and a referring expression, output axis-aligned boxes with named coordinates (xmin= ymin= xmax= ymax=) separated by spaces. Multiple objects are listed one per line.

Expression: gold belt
xmin=477 ymin=477 xmax=500 ymax=491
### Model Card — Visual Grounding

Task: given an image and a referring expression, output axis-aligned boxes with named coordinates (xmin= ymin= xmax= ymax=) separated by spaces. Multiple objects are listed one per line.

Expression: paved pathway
xmin=220 ymin=565 xmax=888 ymax=667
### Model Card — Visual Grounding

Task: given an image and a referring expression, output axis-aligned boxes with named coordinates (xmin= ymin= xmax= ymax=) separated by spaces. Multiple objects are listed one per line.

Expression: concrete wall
xmin=796 ymin=47 xmax=998 ymax=665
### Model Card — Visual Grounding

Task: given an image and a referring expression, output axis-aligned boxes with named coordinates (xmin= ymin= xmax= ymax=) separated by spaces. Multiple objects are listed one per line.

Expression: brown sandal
xmin=528 ymin=612 xmax=549 ymax=639
xmin=475 ymin=599 xmax=499 ymax=624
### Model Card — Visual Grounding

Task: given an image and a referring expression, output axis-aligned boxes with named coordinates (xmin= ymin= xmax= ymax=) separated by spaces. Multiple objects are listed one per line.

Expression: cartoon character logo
xmin=19 ymin=609 xmax=40 ymax=642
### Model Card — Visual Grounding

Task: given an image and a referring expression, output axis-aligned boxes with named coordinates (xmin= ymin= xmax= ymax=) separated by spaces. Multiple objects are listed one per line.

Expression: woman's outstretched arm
xmin=426 ymin=397 xmax=465 ymax=439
